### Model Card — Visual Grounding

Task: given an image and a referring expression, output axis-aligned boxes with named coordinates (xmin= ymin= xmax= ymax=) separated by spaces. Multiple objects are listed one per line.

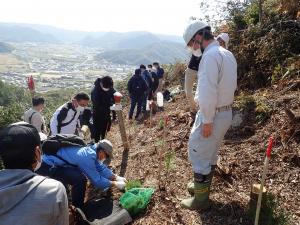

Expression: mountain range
xmin=0 ymin=23 xmax=187 ymax=64
xmin=96 ymin=41 xmax=187 ymax=65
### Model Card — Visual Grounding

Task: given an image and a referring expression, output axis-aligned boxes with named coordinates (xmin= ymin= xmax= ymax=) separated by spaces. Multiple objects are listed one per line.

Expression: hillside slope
xmin=107 ymin=82 xmax=300 ymax=224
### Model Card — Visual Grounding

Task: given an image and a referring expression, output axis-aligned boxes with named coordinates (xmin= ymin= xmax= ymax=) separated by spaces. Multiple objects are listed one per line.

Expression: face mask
xmin=191 ymin=40 xmax=202 ymax=57
xmin=192 ymin=48 xmax=202 ymax=57
xmin=98 ymin=159 xmax=105 ymax=164
xmin=100 ymin=82 xmax=110 ymax=92
xmin=34 ymin=160 xmax=41 ymax=172
xmin=98 ymin=157 xmax=111 ymax=165
xmin=77 ymin=105 xmax=85 ymax=113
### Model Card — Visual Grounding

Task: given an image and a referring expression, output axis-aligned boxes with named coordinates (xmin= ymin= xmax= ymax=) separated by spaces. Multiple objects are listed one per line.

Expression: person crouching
xmin=36 ymin=139 xmax=127 ymax=210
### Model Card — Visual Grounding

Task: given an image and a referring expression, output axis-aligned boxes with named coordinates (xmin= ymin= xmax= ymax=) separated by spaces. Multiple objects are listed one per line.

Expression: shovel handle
xmin=266 ymin=137 xmax=274 ymax=158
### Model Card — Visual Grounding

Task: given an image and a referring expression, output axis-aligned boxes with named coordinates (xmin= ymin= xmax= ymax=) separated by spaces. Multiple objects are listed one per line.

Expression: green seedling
xmin=247 ymin=193 xmax=291 ymax=225
xmin=125 ymin=180 xmax=142 ymax=191
xmin=155 ymin=139 xmax=165 ymax=147
xmin=235 ymin=92 xmax=255 ymax=110
xmin=158 ymin=119 xmax=164 ymax=130
xmin=164 ymin=151 xmax=176 ymax=187
xmin=164 ymin=151 xmax=175 ymax=171
xmin=156 ymin=138 xmax=166 ymax=190
xmin=255 ymin=99 xmax=271 ymax=124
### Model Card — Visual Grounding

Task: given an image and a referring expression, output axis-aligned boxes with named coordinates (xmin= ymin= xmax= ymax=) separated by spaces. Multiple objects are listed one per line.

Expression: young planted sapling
xmin=125 ymin=180 xmax=142 ymax=191
xmin=164 ymin=151 xmax=176 ymax=186
xmin=165 ymin=151 xmax=175 ymax=171
xmin=158 ymin=119 xmax=164 ymax=130
xmin=157 ymin=116 xmax=170 ymax=190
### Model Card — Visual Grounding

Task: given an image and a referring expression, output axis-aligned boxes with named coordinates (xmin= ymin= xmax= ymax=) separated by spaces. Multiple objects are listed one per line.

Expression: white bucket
xmin=157 ymin=92 xmax=164 ymax=107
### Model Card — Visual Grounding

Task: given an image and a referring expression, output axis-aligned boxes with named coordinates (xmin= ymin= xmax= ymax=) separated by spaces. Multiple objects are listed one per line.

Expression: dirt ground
xmin=106 ymin=83 xmax=300 ymax=225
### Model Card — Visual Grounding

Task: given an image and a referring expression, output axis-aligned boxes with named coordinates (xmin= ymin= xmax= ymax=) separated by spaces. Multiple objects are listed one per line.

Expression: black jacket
xmin=188 ymin=55 xmax=202 ymax=71
xmin=127 ymin=74 xmax=148 ymax=96
xmin=91 ymin=78 xmax=115 ymax=114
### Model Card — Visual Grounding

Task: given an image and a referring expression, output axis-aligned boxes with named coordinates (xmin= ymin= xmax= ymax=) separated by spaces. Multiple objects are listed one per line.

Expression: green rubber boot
xmin=181 ymin=175 xmax=211 ymax=210
xmin=187 ymin=165 xmax=216 ymax=195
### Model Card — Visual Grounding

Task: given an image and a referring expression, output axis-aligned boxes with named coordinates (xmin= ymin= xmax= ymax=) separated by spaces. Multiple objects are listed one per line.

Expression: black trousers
xmin=37 ymin=162 xmax=87 ymax=209
xmin=93 ymin=110 xmax=111 ymax=142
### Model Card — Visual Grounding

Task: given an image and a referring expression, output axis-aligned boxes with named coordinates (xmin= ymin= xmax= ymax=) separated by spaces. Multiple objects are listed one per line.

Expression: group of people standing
xmin=127 ymin=62 xmax=164 ymax=120
xmin=22 ymin=62 xmax=165 ymax=141
xmin=22 ymin=76 xmax=117 ymax=143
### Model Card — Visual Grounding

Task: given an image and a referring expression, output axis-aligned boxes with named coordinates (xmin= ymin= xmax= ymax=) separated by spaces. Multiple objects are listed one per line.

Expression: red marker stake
xmin=27 ymin=75 xmax=35 ymax=98
xmin=254 ymin=137 xmax=274 ymax=225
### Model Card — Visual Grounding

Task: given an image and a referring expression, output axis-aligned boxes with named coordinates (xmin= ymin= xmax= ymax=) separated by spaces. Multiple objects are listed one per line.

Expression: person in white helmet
xmin=216 ymin=33 xmax=230 ymax=49
xmin=181 ymin=20 xmax=237 ymax=210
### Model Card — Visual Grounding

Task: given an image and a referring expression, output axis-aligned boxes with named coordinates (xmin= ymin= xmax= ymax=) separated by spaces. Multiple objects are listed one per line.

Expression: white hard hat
xmin=217 ymin=33 xmax=230 ymax=49
xmin=183 ymin=20 xmax=210 ymax=45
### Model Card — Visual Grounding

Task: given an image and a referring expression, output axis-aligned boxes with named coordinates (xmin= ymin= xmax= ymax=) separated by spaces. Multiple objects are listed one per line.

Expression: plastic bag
xmin=119 ymin=188 xmax=154 ymax=216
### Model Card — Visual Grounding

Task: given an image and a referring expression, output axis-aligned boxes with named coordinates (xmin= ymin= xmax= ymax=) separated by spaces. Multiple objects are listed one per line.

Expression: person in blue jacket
xmin=36 ymin=139 xmax=127 ymax=209
xmin=153 ymin=62 xmax=164 ymax=93
xmin=127 ymin=69 xmax=148 ymax=120
xmin=148 ymin=64 xmax=159 ymax=97
xmin=140 ymin=64 xmax=153 ymax=112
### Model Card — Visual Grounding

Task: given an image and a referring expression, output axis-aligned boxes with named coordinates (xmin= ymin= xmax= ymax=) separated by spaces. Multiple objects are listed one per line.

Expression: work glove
xmin=116 ymin=175 xmax=127 ymax=183
xmin=114 ymin=181 xmax=126 ymax=190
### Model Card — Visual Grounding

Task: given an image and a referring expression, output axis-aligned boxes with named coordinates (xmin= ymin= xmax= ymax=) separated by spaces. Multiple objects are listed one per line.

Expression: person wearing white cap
xmin=37 ymin=139 xmax=127 ymax=210
xmin=181 ymin=20 xmax=237 ymax=210
xmin=216 ymin=33 xmax=230 ymax=49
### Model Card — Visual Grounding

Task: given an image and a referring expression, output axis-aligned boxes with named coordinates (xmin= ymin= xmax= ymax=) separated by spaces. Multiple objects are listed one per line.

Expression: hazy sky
xmin=0 ymin=0 xmax=202 ymax=35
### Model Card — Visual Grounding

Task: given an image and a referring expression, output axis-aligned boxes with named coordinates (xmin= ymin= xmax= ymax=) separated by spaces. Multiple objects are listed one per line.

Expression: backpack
xmin=142 ymin=71 xmax=152 ymax=89
xmin=151 ymin=71 xmax=159 ymax=83
xmin=57 ymin=102 xmax=78 ymax=134
xmin=131 ymin=76 xmax=146 ymax=95
xmin=29 ymin=111 xmax=45 ymax=131
xmin=42 ymin=134 xmax=87 ymax=166
xmin=156 ymin=68 xmax=164 ymax=79
xmin=29 ymin=111 xmax=36 ymax=124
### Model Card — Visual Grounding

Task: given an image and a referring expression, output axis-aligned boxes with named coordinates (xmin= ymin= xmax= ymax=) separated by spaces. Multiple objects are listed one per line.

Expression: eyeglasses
xmin=192 ymin=38 xmax=201 ymax=45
